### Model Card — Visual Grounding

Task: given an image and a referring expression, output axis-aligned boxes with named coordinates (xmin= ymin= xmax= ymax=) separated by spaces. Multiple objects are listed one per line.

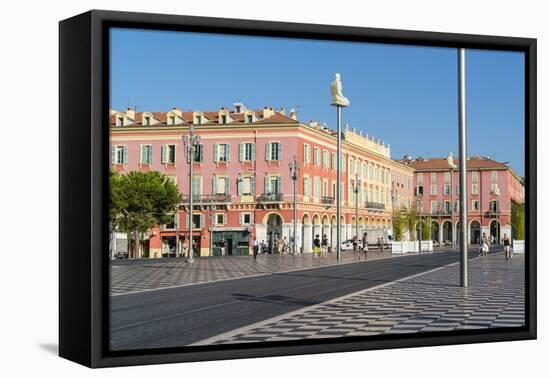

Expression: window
xmin=169 ymin=115 xmax=175 ymax=125
xmin=443 ymin=185 xmax=451 ymax=195
xmin=472 ymin=183 xmax=479 ymax=195
xmin=213 ymin=176 xmax=230 ymax=195
xmin=472 ymin=171 xmax=479 ymax=182
xmin=221 ymin=115 xmax=227 ymax=124
xmin=444 ymin=172 xmax=450 ymax=183
xmin=187 ymin=144 xmax=204 ymax=163
xmin=195 ymin=115 xmax=202 ymax=125
xmin=240 ymin=213 xmax=252 ymax=225
xmin=322 ymin=150 xmax=329 ymax=168
xmin=491 ymin=171 xmax=498 ymax=182
xmin=314 ymin=177 xmax=321 ymax=198
xmin=491 ymin=183 xmax=499 ymax=193
xmin=303 ymin=144 xmax=311 ymax=163
xmin=313 ymin=147 xmax=320 ymax=166
xmin=192 ymin=175 xmax=201 ymax=195
xmin=472 ymin=200 xmax=480 ymax=211
xmin=303 ymin=177 xmax=311 ymax=197
xmin=417 ymin=172 xmax=424 ymax=183
xmin=431 ymin=200 xmax=438 ymax=214
xmin=214 ymin=143 xmax=230 ymax=162
xmin=431 ymin=172 xmax=437 ymax=183
xmin=430 ymin=185 xmax=437 ymax=195
xmin=140 ymin=145 xmax=153 ymax=164
xmin=331 ymin=153 xmax=337 ymax=170
xmin=266 ymin=142 xmax=282 ymax=161
xmin=215 ymin=213 xmax=226 ymax=225
xmin=161 ymin=144 xmax=176 ymax=164
xmin=191 ymin=214 xmax=203 ymax=229
xmin=112 ymin=145 xmax=127 ymax=164
xmin=117 ymin=117 xmax=124 ymax=126
xmin=323 ymin=180 xmax=329 ymax=197
xmin=246 ymin=114 xmax=253 ymax=124
xmin=239 ymin=143 xmax=255 ymax=161
xmin=489 ymin=200 xmax=499 ymax=212
xmin=144 ymin=116 xmax=150 ymax=126
xmin=416 ymin=185 xmax=424 ymax=196
xmin=444 ymin=201 xmax=451 ymax=213
xmin=238 ymin=176 xmax=254 ymax=195
xmin=266 ymin=176 xmax=281 ymax=194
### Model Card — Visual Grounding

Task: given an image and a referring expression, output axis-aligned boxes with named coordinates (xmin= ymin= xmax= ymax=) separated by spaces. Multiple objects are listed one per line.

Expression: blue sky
xmin=110 ymin=28 xmax=525 ymax=176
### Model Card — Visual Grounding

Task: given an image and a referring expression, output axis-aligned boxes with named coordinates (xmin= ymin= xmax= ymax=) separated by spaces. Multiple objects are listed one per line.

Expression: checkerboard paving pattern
xmin=110 ymin=251 xmax=395 ymax=295
xmin=197 ymin=254 xmax=524 ymax=345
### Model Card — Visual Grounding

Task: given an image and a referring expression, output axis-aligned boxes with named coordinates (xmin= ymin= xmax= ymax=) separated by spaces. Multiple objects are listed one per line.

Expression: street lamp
xmin=182 ymin=124 xmax=201 ymax=263
xmin=289 ymin=154 xmax=299 ymax=255
xmin=416 ymin=197 xmax=422 ymax=253
xmin=331 ymin=73 xmax=350 ymax=262
xmin=352 ymin=173 xmax=359 ymax=251
xmin=447 ymin=152 xmax=457 ymax=249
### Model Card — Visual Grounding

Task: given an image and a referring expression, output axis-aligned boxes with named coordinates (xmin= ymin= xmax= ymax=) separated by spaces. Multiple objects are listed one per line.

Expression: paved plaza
xmin=110 ymin=250 xmax=397 ymax=295
xmin=195 ymin=252 xmax=525 ymax=345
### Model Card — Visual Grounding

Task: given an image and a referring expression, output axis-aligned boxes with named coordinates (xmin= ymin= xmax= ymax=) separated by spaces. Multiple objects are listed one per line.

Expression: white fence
xmin=391 ymin=240 xmax=433 ymax=254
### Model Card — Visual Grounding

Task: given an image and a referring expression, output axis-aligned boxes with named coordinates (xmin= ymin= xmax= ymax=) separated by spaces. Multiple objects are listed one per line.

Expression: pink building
xmin=406 ymin=156 xmax=524 ymax=245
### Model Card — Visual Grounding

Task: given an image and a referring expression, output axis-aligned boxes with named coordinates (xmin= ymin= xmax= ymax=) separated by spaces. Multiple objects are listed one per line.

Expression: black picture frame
xmin=59 ymin=9 xmax=537 ymax=368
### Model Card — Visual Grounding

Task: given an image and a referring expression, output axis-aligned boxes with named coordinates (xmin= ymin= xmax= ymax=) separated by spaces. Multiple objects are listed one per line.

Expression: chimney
xmin=233 ymin=102 xmax=246 ymax=114
xmin=126 ymin=108 xmax=136 ymax=120
xmin=290 ymin=108 xmax=297 ymax=120
xmin=262 ymin=106 xmax=275 ymax=119
xmin=278 ymin=107 xmax=286 ymax=116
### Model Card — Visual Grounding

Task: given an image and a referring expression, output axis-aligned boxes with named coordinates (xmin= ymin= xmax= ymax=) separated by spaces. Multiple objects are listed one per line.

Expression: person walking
xmin=282 ymin=236 xmax=289 ymax=254
xmin=480 ymin=232 xmax=490 ymax=260
xmin=220 ymin=238 xmax=226 ymax=256
xmin=362 ymin=232 xmax=368 ymax=260
xmin=182 ymin=239 xmax=188 ymax=258
xmin=503 ymin=233 xmax=512 ymax=260
xmin=377 ymin=237 xmax=383 ymax=252
xmin=253 ymin=238 xmax=259 ymax=260
xmin=313 ymin=234 xmax=321 ymax=258
xmin=321 ymin=234 xmax=329 ymax=258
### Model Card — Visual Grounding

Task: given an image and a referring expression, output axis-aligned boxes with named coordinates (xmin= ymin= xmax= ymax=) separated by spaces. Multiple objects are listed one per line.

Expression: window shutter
xmin=265 ymin=142 xmax=270 ymax=161
xmin=212 ymin=176 xmax=217 ymax=194
xmin=277 ymin=143 xmax=282 ymax=160
xmin=161 ymin=145 xmax=166 ymax=164
xmin=111 ymin=146 xmax=116 ymax=164
xmin=213 ymin=144 xmax=218 ymax=162
xmin=122 ymin=146 xmax=128 ymax=164
xmin=237 ymin=177 xmax=242 ymax=195
xmin=239 ymin=143 xmax=244 ymax=161
xmin=251 ymin=143 xmax=256 ymax=161
xmin=148 ymin=145 xmax=153 ymax=163
xmin=225 ymin=177 xmax=230 ymax=195
xmin=226 ymin=144 xmax=231 ymax=162
xmin=200 ymin=214 xmax=205 ymax=229
xmin=140 ymin=145 xmax=144 ymax=163
xmin=251 ymin=176 xmax=256 ymax=195
xmin=277 ymin=177 xmax=281 ymax=193
xmin=264 ymin=176 xmax=269 ymax=194
xmin=199 ymin=144 xmax=204 ymax=162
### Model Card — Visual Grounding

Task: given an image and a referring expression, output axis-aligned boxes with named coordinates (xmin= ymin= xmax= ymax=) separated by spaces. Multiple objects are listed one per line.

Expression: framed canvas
xmin=59 ymin=10 xmax=536 ymax=368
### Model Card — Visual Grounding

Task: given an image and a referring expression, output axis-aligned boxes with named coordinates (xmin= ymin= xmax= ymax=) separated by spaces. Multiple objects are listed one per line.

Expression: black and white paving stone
xmin=196 ymin=253 xmax=524 ymax=345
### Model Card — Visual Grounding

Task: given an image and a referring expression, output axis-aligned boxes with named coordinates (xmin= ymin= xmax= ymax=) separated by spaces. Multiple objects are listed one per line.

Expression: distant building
xmin=405 ymin=156 xmax=524 ymax=245
xmin=110 ymin=103 xmax=411 ymax=258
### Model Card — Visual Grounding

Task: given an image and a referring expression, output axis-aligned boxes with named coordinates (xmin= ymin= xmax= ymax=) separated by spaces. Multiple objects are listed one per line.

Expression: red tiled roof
xmin=404 ymin=157 xmax=509 ymax=171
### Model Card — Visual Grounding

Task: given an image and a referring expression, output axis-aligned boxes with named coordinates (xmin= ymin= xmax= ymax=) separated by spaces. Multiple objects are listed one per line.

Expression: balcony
xmin=321 ymin=196 xmax=335 ymax=205
xmin=485 ymin=209 xmax=501 ymax=217
xmin=365 ymin=201 xmax=386 ymax=212
xmin=257 ymin=193 xmax=284 ymax=203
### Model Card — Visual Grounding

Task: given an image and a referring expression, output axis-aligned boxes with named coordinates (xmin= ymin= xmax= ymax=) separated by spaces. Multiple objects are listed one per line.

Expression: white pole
xmin=458 ymin=48 xmax=468 ymax=287
xmin=336 ymin=105 xmax=342 ymax=261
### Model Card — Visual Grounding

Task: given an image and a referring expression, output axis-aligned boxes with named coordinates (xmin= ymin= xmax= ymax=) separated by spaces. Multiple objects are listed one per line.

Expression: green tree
xmin=511 ymin=202 xmax=525 ymax=240
xmin=110 ymin=171 xmax=182 ymax=258
xmin=392 ymin=209 xmax=406 ymax=241
xmin=404 ymin=205 xmax=419 ymax=241
xmin=421 ymin=217 xmax=432 ymax=241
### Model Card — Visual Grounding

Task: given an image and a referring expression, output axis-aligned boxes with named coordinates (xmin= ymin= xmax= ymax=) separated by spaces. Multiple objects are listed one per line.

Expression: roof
xmin=109 ymin=107 xmax=299 ymax=127
xmin=403 ymin=156 xmax=510 ymax=171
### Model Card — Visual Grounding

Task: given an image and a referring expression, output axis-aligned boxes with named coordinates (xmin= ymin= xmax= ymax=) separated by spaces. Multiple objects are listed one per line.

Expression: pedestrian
xmin=253 ymin=239 xmax=259 ymax=260
xmin=503 ymin=233 xmax=512 ymax=260
xmin=321 ymin=234 xmax=329 ymax=257
xmin=378 ymin=237 xmax=383 ymax=252
xmin=352 ymin=235 xmax=358 ymax=253
xmin=362 ymin=232 xmax=368 ymax=259
xmin=480 ymin=232 xmax=489 ymax=260
xmin=220 ymin=238 xmax=226 ymax=256
xmin=313 ymin=234 xmax=321 ymax=258
xmin=182 ymin=239 xmax=188 ymax=258
xmin=282 ymin=236 xmax=289 ymax=254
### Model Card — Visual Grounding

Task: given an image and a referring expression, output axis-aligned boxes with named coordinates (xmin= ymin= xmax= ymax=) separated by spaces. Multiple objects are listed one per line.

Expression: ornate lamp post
xmin=289 ymin=154 xmax=299 ymax=255
xmin=182 ymin=124 xmax=201 ymax=263
xmin=330 ymin=73 xmax=350 ymax=262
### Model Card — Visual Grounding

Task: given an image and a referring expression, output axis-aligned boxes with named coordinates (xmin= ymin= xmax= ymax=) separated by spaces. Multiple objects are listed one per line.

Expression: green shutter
xmin=237 ymin=176 xmax=242 ymax=195
xmin=161 ymin=145 xmax=166 ymax=164
xmin=122 ymin=146 xmax=128 ymax=164
xmin=239 ymin=143 xmax=244 ymax=161
xmin=148 ymin=145 xmax=153 ymax=163
xmin=111 ymin=146 xmax=116 ymax=164
xmin=251 ymin=143 xmax=256 ymax=161
xmin=277 ymin=143 xmax=282 ymax=161
xmin=224 ymin=177 xmax=230 ymax=195
xmin=265 ymin=142 xmax=270 ymax=161
xmin=213 ymin=144 xmax=218 ymax=162
xmin=264 ymin=176 xmax=269 ymax=194
xmin=226 ymin=144 xmax=231 ymax=162
xmin=199 ymin=144 xmax=204 ymax=162
xmin=212 ymin=176 xmax=217 ymax=194
xmin=251 ymin=176 xmax=256 ymax=195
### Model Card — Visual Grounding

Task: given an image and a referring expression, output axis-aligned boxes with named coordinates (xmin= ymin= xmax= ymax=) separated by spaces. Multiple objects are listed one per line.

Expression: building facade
xmin=406 ymin=156 xmax=525 ymax=245
xmin=110 ymin=103 xmax=412 ymax=258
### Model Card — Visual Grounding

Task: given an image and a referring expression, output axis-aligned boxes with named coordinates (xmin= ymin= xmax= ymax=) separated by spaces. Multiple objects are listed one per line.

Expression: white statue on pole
xmin=330 ymin=73 xmax=350 ymax=107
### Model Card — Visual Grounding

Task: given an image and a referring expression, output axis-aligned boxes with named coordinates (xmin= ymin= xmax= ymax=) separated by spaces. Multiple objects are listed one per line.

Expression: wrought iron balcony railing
xmin=365 ymin=201 xmax=386 ymax=211
xmin=181 ymin=194 xmax=231 ymax=203
xmin=321 ymin=196 xmax=335 ymax=205
xmin=257 ymin=193 xmax=284 ymax=202
xmin=485 ymin=209 xmax=501 ymax=217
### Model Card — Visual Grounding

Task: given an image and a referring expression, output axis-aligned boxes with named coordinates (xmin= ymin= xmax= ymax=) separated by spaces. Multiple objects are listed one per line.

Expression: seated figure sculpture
xmin=330 ymin=73 xmax=350 ymax=107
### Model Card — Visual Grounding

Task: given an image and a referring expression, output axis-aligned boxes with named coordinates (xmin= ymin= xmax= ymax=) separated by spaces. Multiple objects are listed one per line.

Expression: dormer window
xmin=246 ymin=114 xmax=253 ymax=124
xmin=118 ymin=117 xmax=124 ymax=126
xmin=144 ymin=116 xmax=150 ymax=126
xmin=169 ymin=116 xmax=175 ymax=125
xmin=221 ymin=115 xmax=227 ymax=124
xmin=195 ymin=115 xmax=202 ymax=125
